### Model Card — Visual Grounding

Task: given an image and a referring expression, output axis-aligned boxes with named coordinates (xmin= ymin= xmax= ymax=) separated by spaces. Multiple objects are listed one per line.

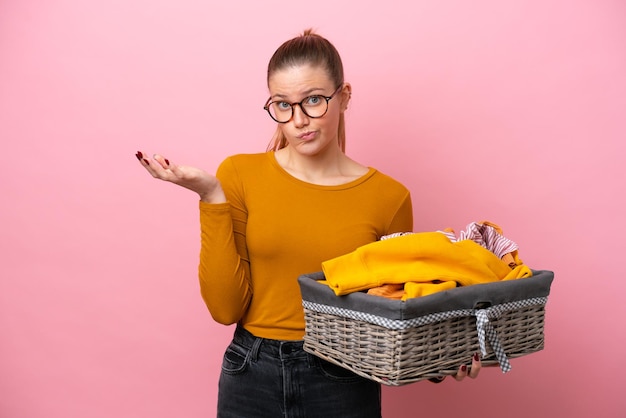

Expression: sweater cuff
xmin=199 ymin=200 xmax=230 ymax=211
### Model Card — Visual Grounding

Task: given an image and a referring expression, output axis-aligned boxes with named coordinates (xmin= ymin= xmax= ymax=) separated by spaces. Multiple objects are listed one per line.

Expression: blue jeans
xmin=217 ymin=325 xmax=382 ymax=418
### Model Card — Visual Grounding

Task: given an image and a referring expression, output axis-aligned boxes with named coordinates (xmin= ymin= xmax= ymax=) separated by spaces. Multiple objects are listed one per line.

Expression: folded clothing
xmin=322 ymin=231 xmax=532 ymax=297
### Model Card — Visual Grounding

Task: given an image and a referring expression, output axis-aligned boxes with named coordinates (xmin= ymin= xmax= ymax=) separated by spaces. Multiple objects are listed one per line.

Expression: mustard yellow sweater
xmin=198 ymin=152 xmax=413 ymax=340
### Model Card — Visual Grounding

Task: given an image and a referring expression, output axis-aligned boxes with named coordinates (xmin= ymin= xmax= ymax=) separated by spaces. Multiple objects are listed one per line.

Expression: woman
xmin=137 ymin=29 xmax=480 ymax=418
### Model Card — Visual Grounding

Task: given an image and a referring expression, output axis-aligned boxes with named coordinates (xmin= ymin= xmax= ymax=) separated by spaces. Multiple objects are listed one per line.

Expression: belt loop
xmin=250 ymin=336 xmax=262 ymax=363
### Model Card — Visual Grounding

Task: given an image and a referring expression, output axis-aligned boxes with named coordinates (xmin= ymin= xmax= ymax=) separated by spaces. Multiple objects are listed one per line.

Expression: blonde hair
xmin=266 ymin=29 xmax=346 ymax=152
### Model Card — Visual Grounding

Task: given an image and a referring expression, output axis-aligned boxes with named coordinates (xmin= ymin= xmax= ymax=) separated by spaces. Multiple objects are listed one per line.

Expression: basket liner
xmin=298 ymin=270 xmax=553 ymax=320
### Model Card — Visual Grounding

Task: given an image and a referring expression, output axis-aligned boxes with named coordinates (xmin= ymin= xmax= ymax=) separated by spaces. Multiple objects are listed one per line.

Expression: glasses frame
xmin=263 ymin=85 xmax=343 ymax=123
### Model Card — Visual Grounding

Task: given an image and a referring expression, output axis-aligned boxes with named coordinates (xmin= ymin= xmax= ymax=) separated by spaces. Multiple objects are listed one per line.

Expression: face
xmin=267 ymin=64 xmax=350 ymax=156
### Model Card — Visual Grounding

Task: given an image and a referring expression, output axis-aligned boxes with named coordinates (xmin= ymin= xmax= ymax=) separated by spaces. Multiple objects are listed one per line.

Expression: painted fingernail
xmin=473 ymin=353 xmax=480 ymax=362
xmin=135 ymin=151 xmax=143 ymax=161
xmin=143 ymin=159 xmax=149 ymax=165
xmin=164 ymin=158 xmax=170 ymax=166
xmin=461 ymin=365 xmax=467 ymax=372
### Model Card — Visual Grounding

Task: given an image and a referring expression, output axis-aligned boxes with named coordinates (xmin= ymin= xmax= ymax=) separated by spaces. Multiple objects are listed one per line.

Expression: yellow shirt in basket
xmin=321 ymin=231 xmax=532 ymax=296
xmin=197 ymin=152 xmax=413 ymax=341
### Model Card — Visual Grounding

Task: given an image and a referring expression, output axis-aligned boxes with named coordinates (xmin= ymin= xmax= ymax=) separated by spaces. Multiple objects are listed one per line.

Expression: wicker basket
xmin=298 ymin=270 xmax=554 ymax=386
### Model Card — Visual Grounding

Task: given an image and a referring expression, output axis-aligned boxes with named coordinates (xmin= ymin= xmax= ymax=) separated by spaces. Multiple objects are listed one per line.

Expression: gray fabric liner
xmin=297 ymin=270 xmax=554 ymax=320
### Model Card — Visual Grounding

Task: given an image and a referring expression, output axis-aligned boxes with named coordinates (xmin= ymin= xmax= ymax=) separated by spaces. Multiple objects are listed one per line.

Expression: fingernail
xmin=164 ymin=158 xmax=170 ymax=166
xmin=473 ymin=353 xmax=480 ymax=362
xmin=135 ymin=151 xmax=143 ymax=161
xmin=461 ymin=365 xmax=467 ymax=372
xmin=143 ymin=159 xmax=149 ymax=165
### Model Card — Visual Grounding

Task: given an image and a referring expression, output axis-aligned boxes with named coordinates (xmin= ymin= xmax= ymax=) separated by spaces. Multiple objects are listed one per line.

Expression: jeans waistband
xmin=233 ymin=325 xmax=307 ymax=359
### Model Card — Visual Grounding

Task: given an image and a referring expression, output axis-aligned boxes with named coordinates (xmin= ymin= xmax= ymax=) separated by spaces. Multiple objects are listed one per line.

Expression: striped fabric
xmin=382 ymin=222 xmax=519 ymax=260
xmin=439 ymin=222 xmax=519 ymax=259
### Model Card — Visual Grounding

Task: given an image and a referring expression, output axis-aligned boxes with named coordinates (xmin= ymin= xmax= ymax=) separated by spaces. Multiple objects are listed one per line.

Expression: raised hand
xmin=135 ymin=151 xmax=226 ymax=203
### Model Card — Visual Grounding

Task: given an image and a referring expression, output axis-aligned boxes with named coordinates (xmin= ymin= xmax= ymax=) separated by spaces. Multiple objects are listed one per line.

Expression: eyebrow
xmin=271 ymin=87 xmax=326 ymax=100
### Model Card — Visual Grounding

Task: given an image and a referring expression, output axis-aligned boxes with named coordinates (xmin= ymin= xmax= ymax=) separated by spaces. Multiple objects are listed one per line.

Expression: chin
xmin=296 ymin=140 xmax=333 ymax=156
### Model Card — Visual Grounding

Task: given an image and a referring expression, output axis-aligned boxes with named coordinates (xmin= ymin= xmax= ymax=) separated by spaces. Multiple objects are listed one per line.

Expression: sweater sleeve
xmin=197 ymin=158 xmax=252 ymax=324
xmin=385 ymin=190 xmax=413 ymax=235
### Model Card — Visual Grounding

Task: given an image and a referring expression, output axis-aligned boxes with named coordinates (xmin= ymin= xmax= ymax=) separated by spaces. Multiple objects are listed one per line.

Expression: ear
xmin=340 ymin=83 xmax=352 ymax=111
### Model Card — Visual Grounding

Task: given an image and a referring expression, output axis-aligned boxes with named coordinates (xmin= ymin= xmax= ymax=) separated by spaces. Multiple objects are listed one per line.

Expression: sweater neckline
xmin=267 ymin=151 xmax=377 ymax=190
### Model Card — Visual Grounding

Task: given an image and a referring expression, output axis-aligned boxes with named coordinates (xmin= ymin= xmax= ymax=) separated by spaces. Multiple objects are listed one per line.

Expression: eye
xmin=304 ymin=96 xmax=323 ymax=106
xmin=274 ymin=101 xmax=291 ymax=111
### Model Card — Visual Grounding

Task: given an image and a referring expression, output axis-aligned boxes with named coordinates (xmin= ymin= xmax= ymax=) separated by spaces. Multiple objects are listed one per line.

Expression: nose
xmin=291 ymin=104 xmax=309 ymax=128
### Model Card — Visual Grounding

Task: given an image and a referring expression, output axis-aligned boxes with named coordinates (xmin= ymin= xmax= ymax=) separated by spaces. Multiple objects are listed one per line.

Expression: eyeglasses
xmin=263 ymin=85 xmax=343 ymax=123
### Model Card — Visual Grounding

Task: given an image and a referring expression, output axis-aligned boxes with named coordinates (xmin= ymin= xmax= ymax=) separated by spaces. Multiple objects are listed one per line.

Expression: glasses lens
xmin=301 ymin=96 xmax=328 ymax=118
xmin=267 ymin=102 xmax=291 ymax=123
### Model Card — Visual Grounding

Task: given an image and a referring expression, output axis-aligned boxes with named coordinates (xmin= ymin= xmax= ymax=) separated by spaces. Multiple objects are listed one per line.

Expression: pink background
xmin=1 ymin=1 xmax=625 ymax=417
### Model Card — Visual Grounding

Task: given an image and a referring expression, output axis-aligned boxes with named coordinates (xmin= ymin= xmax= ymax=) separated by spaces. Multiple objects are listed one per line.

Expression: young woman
xmin=137 ymin=29 xmax=480 ymax=418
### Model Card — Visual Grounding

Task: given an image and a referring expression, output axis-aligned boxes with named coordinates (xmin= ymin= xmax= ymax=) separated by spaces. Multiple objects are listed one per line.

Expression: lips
xmin=298 ymin=131 xmax=317 ymax=141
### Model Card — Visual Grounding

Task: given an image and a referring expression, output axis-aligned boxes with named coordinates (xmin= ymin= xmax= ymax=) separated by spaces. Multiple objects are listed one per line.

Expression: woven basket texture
xmin=303 ymin=302 xmax=546 ymax=386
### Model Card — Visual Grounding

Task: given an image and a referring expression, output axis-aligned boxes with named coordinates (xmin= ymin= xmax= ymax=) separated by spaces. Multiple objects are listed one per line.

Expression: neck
xmin=275 ymin=145 xmax=366 ymax=186
xmin=284 ymin=144 xmax=342 ymax=175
